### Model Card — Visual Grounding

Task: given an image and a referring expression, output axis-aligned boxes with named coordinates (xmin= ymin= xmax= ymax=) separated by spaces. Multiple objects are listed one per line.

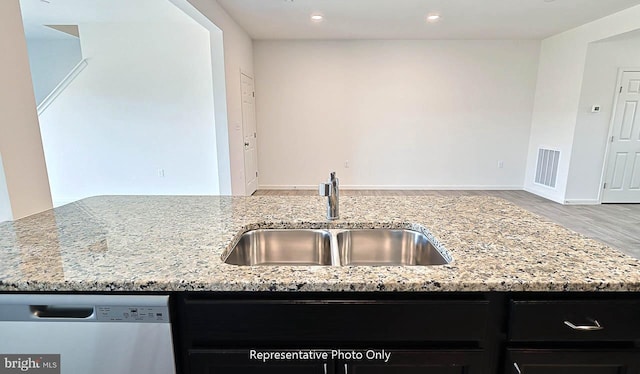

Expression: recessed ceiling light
xmin=426 ymin=14 xmax=441 ymax=22
xmin=311 ymin=14 xmax=324 ymax=22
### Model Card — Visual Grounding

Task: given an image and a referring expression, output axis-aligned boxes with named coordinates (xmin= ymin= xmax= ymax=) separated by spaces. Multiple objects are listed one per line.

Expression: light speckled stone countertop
xmin=0 ymin=195 xmax=638 ymax=292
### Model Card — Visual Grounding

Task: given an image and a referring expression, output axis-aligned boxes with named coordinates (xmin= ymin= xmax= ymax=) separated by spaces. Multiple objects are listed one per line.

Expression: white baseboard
xmin=517 ymin=187 xmax=601 ymax=205
xmin=259 ymin=184 xmax=524 ymax=191
xmin=563 ymin=199 xmax=601 ymax=205
xmin=259 ymin=185 xmax=317 ymax=190
xmin=523 ymin=186 xmax=565 ymax=204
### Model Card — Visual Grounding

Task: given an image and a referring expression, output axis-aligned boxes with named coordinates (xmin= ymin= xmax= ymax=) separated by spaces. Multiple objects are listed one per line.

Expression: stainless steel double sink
xmin=223 ymin=228 xmax=451 ymax=266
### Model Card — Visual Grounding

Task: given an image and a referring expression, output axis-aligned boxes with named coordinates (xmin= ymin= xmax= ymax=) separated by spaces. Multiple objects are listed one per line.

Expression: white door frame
xmin=598 ymin=67 xmax=640 ymax=203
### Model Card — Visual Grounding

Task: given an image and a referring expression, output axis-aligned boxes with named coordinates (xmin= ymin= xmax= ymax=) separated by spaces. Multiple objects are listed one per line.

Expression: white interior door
xmin=602 ymin=70 xmax=640 ymax=203
xmin=241 ymin=72 xmax=258 ymax=195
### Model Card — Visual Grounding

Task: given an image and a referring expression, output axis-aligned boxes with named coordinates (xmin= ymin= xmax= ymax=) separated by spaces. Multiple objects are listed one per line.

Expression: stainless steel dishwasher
xmin=0 ymin=294 xmax=175 ymax=374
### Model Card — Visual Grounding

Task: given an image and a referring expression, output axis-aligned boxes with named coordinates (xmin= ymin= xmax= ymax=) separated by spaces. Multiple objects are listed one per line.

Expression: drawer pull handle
xmin=514 ymin=362 xmax=522 ymax=374
xmin=564 ymin=319 xmax=603 ymax=331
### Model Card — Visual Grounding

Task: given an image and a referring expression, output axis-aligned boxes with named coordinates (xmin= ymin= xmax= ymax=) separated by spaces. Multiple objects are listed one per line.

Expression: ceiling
xmin=216 ymin=0 xmax=640 ymax=40
xmin=19 ymin=0 xmax=189 ymax=39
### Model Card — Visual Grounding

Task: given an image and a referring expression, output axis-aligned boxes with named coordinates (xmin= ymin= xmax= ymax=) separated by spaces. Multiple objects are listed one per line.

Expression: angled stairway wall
xmin=37 ymin=19 xmax=219 ymax=206
xmin=26 ymin=37 xmax=82 ymax=106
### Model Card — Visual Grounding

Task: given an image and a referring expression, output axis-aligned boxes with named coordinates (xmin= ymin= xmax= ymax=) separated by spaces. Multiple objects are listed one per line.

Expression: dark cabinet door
xmin=181 ymin=299 xmax=489 ymax=345
xmin=188 ymin=350 xmax=487 ymax=374
xmin=509 ymin=300 xmax=640 ymax=342
xmin=338 ymin=350 xmax=486 ymax=374
xmin=506 ymin=350 xmax=640 ymax=374
xmin=189 ymin=350 xmax=335 ymax=374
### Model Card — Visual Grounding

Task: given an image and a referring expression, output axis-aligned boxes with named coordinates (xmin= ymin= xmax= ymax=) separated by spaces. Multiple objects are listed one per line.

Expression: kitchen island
xmin=0 ymin=195 xmax=638 ymax=292
xmin=2 ymin=195 xmax=640 ymax=374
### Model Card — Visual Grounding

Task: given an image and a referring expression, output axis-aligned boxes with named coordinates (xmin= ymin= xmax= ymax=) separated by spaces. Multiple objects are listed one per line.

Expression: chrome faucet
xmin=319 ymin=172 xmax=339 ymax=220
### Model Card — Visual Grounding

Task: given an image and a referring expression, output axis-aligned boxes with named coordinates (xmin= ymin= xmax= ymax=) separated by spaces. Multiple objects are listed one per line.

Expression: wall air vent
xmin=535 ymin=148 xmax=560 ymax=188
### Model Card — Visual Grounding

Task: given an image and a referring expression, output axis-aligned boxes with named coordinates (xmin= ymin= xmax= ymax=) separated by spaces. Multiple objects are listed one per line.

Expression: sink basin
xmin=224 ymin=228 xmax=450 ymax=266
xmin=336 ymin=229 xmax=450 ymax=266
xmin=224 ymin=229 xmax=332 ymax=266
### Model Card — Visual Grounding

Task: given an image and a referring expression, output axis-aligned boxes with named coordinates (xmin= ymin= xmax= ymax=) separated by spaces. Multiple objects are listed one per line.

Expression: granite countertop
xmin=0 ymin=195 xmax=638 ymax=292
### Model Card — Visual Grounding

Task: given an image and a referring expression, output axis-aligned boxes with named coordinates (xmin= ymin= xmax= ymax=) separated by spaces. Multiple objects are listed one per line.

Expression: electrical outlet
xmin=497 ymin=161 xmax=504 ymax=169
xmin=158 ymin=169 xmax=165 ymax=177
xmin=344 ymin=160 xmax=350 ymax=168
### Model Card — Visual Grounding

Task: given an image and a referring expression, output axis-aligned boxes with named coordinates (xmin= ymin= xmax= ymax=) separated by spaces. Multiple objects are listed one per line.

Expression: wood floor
xmin=255 ymin=189 xmax=640 ymax=259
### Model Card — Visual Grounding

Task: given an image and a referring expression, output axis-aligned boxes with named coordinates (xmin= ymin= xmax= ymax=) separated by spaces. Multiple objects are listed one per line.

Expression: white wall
xmin=0 ymin=0 xmax=52 ymax=219
xmin=39 ymin=20 xmax=218 ymax=205
xmin=565 ymin=33 xmax=640 ymax=203
xmin=26 ymin=38 xmax=82 ymax=105
xmin=170 ymin=0 xmax=231 ymax=195
xmin=525 ymin=4 xmax=640 ymax=203
xmin=254 ymin=40 xmax=540 ymax=189
xmin=0 ymin=153 xmax=13 ymax=222
xmin=187 ymin=0 xmax=254 ymax=195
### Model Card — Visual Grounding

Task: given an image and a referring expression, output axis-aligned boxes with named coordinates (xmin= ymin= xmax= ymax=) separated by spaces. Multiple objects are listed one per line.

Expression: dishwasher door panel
xmin=0 ymin=295 xmax=175 ymax=374
xmin=0 ymin=321 xmax=175 ymax=374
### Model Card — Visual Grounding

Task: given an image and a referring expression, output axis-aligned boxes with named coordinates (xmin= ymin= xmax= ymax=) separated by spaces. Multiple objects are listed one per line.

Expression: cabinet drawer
xmin=506 ymin=349 xmax=640 ymax=374
xmin=182 ymin=299 xmax=489 ymax=346
xmin=189 ymin=349 xmax=487 ymax=374
xmin=509 ymin=300 xmax=640 ymax=342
